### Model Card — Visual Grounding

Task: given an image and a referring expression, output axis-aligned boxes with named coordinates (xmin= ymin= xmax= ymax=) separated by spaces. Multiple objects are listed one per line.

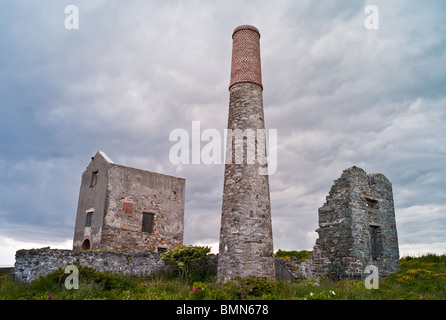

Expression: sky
xmin=1 ymin=0 xmax=445 ymax=266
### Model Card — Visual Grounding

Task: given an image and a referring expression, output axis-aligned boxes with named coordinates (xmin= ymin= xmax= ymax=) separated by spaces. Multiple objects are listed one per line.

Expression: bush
xmin=187 ymin=282 xmax=231 ymax=300
xmin=396 ymin=269 xmax=440 ymax=283
xmin=189 ymin=282 xmax=210 ymax=300
xmin=160 ymin=245 xmax=211 ymax=281
xmin=274 ymin=249 xmax=311 ymax=261
xmin=188 ymin=277 xmax=277 ymax=300
xmin=222 ymin=276 xmax=277 ymax=300
xmin=0 ymin=274 xmax=27 ymax=299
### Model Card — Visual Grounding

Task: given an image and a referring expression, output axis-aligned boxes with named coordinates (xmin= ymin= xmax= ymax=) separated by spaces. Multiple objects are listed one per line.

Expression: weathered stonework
xmin=275 ymin=257 xmax=312 ymax=281
xmin=13 ymin=247 xmax=174 ymax=283
xmin=217 ymin=25 xmax=274 ymax=281
xmin=13 ymin=247 xmax=300 ymax=283
xmin=73 ymin=151 xmax=185 ymax=253
xmin=309 ymin=166 xmax=400 ymax=280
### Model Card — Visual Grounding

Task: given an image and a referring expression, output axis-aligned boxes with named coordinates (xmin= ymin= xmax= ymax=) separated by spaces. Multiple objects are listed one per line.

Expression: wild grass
xmin=1 ymin=254 xmax=445 ymax=300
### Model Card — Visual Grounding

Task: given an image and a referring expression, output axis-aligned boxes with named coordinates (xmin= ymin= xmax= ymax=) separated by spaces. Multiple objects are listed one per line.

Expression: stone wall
xmin=101 ymin=164 xmax=185 ymax=252
xmin=13 ymin=247 xmax=300 ymax=283
xmin=13 ymin=247 xmax=174 ymax=283
xmin=275 ymin=258 xmax=312 ymax=281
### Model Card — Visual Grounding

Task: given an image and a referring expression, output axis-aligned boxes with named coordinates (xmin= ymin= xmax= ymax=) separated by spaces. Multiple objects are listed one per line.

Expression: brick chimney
xmin=217 ymin=25 xmax=275 ymax=281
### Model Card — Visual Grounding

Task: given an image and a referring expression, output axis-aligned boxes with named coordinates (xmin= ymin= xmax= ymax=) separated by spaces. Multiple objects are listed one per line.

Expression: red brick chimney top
xmin=232 ymin=25 xmax=260 ymax=39
xmin=229 ymin=25 xmax=262 ymax=90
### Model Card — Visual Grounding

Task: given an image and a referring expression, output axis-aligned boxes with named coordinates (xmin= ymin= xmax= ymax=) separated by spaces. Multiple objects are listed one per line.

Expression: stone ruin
xmin=286 ymin=166 xmax=400 ymax=281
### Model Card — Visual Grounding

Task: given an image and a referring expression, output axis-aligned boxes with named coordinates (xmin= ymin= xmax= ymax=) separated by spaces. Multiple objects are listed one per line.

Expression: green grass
xmin=274 ymin=249 xmax=312 ymax=262
xmin=1 ymin=254 xmax=445 ymax=300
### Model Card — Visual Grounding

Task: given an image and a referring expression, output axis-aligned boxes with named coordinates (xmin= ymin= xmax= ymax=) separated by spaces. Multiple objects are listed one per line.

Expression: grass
xmin=274 ymin=249 xmax=312 ymax=261
xmin=1 ymin=254 xmax=445 ymax=300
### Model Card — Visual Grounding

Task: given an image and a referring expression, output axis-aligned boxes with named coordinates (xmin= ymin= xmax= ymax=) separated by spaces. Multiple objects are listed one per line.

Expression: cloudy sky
xmin=1 ymin=0 xmax=445 ymax=266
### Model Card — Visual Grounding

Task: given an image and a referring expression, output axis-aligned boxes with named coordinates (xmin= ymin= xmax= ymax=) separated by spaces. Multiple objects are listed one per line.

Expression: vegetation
xmin=160 ymin=245 xmax=211 ymax=281
xmin=274 ymin=249 xmax=311 ymax=262
xmin=1 ymin=253 xmax=445 ymax=300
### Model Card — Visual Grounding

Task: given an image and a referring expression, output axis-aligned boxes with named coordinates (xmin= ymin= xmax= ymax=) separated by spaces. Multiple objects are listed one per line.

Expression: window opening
xmin=142 ymin=212 xmax=155 ymax=233
xmin=85 ymin=211 xmax=93 ymax=227
xmin=370 ymin=225 xmax=383 ymax=260
xmin=90 ymin=171 xmax=98 ymax=188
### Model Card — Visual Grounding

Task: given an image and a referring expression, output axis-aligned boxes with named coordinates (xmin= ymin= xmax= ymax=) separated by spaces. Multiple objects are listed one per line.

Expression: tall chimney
xmin=217 ymin=25 xmax=275 ymax=281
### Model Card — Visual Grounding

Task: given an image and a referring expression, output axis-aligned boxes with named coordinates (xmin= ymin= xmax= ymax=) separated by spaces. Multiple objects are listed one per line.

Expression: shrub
xmin=160 ymin=245 xmax=211 ymax=281
xmin=396 ymin=269 xmax=440 ymax=283
xmin=188 ymin=282 xmax=230 ymax=300
xmin=189 ymin=282 xmax=210 ymax=300
xmin=0 ymin=274 xmax=27 ymax=299
xmin=274 ymin=249 xmax=311 ymax=261
xmin=222 ymin=276 xmax=277 ymax=300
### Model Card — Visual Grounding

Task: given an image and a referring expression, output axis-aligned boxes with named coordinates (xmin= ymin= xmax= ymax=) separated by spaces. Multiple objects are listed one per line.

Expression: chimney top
xmin=229 ymin=25 xmax=262 ymax=90
xmin=232 ymin=25 xmax=260 ymax=39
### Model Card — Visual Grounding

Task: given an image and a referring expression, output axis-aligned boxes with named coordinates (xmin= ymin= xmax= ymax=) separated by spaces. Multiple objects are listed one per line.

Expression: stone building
xmin=73 ymin=151 xmax=185 ymax=253
xmin=217 ymin=25 xmax=275 ymax=281
xmin=310 ymin=166 xmax=400 ymax=280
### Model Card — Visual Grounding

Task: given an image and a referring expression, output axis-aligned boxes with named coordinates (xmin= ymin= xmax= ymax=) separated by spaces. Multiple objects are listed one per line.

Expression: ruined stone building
xmin=309 ymin=166 xmax=400 ymax=280
xmin=218 ymin=25 xmax=275 ymax=281
xmin=73 ymin=151 xmax=185 ymax=253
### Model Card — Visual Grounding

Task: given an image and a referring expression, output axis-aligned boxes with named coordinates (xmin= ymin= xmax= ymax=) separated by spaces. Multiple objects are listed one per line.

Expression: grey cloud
xmin=0 ymin=0 xmax=445 ymax=265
